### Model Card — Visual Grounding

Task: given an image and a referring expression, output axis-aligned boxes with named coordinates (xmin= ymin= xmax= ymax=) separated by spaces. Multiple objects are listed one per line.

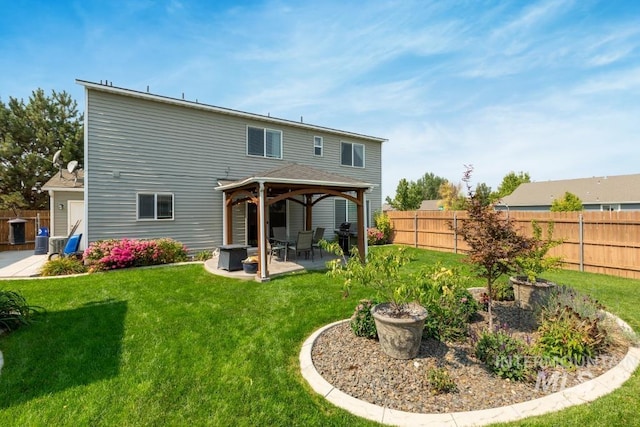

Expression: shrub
xmin=490 ymin=280 xmax=514 ymax=301
xmin=373 ymin=211 xmax=393 ymax=243
xmin=40 ymin=257 xmax=87 ymax=276
xmin=535 ymin=305 xmax=607 ymax=367
xmin=419 ymin=264 xmax=479 ymax=341
xmin=0 ymin=290 xmax=41 ymax=332
xmin=475 ymin=327 xmax=531 ymax=381
xmin=195 ymin=250 xmax=212 ymax=261
xmin=366 ymin=227 xmax=385 ymax=245
xmin=84 ymin=238 xmax=188 ymax=272
xmin=427 ymin=366 xmax=458 ymax=395
xmin=350 ymin=299 xmax=378 ymax=339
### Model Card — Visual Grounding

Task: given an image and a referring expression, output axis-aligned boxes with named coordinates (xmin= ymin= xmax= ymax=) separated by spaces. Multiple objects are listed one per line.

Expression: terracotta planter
xmin=511 ymin=276 xmax=556 ymax=310
xmin=371 ymin=302 xmax=428 ymax=359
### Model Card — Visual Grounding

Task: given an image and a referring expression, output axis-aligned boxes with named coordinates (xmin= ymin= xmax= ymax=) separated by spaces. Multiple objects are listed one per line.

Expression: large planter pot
xmin=242 ymin=262 xmax=258 ymax=274
xmin=371 ymin=302 xmax=428 ymax=359
xmin=511 ymin=276 xmax=556 ymax=310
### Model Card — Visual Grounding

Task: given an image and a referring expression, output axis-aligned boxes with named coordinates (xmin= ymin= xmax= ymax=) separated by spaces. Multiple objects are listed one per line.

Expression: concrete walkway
xmin=0 ymin=250 xmax=48 ymax=278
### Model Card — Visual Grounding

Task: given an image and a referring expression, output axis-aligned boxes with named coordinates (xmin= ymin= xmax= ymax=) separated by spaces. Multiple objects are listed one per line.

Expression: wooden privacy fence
xmin=0 ymin=210 xmax=51 ymax=252
xmin=387 ymin=210 xmax=640 ymax=280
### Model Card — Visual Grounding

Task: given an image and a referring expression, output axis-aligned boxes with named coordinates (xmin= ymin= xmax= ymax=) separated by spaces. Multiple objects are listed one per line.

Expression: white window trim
xmin=314 ymin=136 xmax=323 ymax=157
xmin=340 ymin=141 xmax=365 ymax=168
xmin=246 ymin=126 xmax=283 ymax=159
xmin=137 ymin=192 xmax=175 ymax=221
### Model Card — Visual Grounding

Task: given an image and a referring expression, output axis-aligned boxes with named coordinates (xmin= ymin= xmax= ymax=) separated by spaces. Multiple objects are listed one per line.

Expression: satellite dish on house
xmin=67 ymin=160 xmax=78 ymax=173
xmin=52 ymin=150 xmax=62 ymax=165
xmin=52 ymin=150 xmax=63 ymax=177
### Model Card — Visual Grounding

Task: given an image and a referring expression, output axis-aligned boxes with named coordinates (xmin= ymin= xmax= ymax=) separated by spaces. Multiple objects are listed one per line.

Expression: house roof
xmin=76 ymin=80 xmax=387 ymax=144
xmin=498 ymin=173 xmax=640 ymax=207
xmin=42 ymin=169 xmax=84 ymax=191
xmin=216 ymin=163 xmax=374 ymax=192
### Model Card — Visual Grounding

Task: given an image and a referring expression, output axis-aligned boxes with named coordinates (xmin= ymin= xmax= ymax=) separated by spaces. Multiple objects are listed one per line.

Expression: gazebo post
xmin=356 ymin=189 xmax=365 ymax=262
xmin=305 ymin=194 xmax=313 ymax=230
xmin=257 ymin=181 xmax=269 ymax=281
xmin=225 ymin=195 xmax=233 ymax=244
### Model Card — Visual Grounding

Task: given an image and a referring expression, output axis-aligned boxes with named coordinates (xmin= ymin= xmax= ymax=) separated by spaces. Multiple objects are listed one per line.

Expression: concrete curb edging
xmin=300 ymin=318 xmax=640 ymax=427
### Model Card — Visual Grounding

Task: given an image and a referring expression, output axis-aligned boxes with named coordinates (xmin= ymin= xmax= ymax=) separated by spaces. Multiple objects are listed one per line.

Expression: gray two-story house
xmin=50 ymin=80 xmax=385 ymax=278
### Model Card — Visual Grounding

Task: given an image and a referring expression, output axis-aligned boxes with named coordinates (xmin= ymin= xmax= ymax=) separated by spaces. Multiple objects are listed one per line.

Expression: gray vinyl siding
xmin=85 ymin=88 xmax=382 ymax=253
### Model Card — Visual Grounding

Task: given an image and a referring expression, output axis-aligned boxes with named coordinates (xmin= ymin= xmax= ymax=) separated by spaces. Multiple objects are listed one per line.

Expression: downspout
xmin=258 ymin=181 xmax=268 ymax=281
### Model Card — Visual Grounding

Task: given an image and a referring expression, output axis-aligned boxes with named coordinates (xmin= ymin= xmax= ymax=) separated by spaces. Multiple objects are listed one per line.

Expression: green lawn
xmin=0 ymin=247 xmax=638 ymax=426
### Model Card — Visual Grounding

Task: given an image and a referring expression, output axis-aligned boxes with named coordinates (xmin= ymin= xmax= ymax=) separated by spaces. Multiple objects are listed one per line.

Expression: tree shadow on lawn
xmin=0 ymin=299 xmax=127 ymax=408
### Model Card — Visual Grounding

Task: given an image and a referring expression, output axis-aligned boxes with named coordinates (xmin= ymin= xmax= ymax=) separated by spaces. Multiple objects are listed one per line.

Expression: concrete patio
xmin=204 ymin=250 xmax=338 ymax=281
xmin=0 ymin=250 xmax=48 ymax=278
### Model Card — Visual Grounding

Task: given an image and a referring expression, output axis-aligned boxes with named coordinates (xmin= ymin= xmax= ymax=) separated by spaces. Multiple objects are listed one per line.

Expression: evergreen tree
xmin=415 ymin=172 xmax=447 ymax=200
xmin=0 ymin=89 xmax=83 ymax=209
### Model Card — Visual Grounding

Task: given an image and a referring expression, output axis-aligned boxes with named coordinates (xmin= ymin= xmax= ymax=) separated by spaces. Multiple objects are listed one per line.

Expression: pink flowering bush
xmin=83 ymin=238 xmax=188 ymax=272
xmin=367 ymin=227 xmax=385 ymax=245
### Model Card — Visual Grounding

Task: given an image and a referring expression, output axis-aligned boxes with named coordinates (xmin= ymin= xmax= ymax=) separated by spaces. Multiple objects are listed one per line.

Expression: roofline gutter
xmin=76 ymin=79 xmax=387 ymax=144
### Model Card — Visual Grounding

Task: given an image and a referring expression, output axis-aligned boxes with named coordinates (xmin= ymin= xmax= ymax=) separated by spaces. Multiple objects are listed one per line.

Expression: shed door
xmin=68 ymin=200 xmax=86 ymax=250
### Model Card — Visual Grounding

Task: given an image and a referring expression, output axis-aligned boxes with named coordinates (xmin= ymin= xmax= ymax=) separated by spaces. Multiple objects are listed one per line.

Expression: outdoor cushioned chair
xmin=287 ymin=230 xmax=314 ymax=261
xmin=311 ymin=227 xmax=325 ymax=259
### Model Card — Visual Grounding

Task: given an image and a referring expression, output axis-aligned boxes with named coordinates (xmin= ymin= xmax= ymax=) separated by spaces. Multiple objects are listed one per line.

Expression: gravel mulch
xmin=311 ymin=301 xmax=629 ymax=414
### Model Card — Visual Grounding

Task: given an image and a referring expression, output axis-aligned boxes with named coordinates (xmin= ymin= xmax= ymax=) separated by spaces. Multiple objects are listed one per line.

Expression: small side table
xmin=217 ymin=244 xmax=249 ymax=271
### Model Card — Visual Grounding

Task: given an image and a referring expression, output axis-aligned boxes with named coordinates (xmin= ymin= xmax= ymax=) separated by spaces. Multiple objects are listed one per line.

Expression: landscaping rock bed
xmin=311 ymin=301 xmax=629 ymax=414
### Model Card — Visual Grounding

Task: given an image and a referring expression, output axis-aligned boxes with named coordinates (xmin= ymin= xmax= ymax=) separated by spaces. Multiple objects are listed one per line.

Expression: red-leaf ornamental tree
xmin=453 ymin=166 xmax=531 ymax=329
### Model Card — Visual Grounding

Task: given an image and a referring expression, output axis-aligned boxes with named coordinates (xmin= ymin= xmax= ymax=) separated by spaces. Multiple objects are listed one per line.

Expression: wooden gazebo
xmin=215 ymin=163 xmax=375 ymax=281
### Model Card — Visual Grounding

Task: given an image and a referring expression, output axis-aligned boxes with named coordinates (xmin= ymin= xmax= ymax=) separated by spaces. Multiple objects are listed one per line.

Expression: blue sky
xmin=2 ymin=0 xmax=639 ymax=199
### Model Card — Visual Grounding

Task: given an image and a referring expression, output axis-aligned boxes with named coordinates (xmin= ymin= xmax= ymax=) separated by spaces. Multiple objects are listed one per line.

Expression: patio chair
xmin=267 ymin=239 xmax=287 ymax=263
xmin=48 ymin=233 xmax=83 ymax=261
xmin=287 ymin=230 xmax=314 ymax=261
xmin=272 ymin=226 xmax=288 ymax=245
xmin=311 ymin=227 xmax=325 ymax=259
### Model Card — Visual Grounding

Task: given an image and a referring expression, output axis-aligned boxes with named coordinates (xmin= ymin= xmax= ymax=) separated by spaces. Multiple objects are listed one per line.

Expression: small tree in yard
xmin=453 ymin=166 xmax=531 ymax=329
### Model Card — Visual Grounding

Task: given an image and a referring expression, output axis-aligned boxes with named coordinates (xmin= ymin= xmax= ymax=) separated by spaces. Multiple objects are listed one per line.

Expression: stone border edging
xmin=300 ymin=317 xmax=640 ymax=427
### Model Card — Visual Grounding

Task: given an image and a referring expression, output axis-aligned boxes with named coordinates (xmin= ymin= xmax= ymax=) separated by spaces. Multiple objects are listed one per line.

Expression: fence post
xmin=414 ymin=211 xmax=418 ymax=248
xmin=579 ymin=213 xmax=584 ymax=272
xmin=453 ymin=212 xmax=458 ymax=254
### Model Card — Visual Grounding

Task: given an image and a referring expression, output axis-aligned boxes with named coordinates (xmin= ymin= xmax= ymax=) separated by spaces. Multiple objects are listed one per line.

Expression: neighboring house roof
xmin=498 ymin=173 xmax=640 ymax=207
xmin=76 ymin=80 xmax=387 ymax=144
xmin=42 ymin=169 xmax=84 ymax=191
xmin=216 ymin=163 xmax=374 ymax=192
xmin=419 ymin=200 xmax=442 ymax=210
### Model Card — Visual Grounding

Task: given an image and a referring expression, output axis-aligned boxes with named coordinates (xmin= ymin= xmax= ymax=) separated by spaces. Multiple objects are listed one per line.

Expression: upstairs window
xmin=340 ymin=142 xmax=364 ymax=167
xmin=138 ymin=193 xmax=174 ymax=220
xmin=314 ymin=136 xmax=323 ymax=156
xmin=247 ymin=126 xmax=282 ymax=159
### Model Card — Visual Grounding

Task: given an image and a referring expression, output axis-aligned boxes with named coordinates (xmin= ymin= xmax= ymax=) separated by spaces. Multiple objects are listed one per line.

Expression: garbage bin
xmin=34 ymin=235 xmax=49 ymax=255
xmin=8 ymin=218 xmax=27 ymax=245
xmin=38 ymin=226 xmax=50 ymax=237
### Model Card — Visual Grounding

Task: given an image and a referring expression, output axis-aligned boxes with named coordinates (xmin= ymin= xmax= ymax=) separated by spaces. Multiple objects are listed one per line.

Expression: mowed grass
xmin=0 ymin=247 xmax=638 ymax=426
